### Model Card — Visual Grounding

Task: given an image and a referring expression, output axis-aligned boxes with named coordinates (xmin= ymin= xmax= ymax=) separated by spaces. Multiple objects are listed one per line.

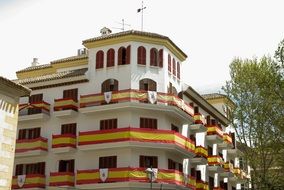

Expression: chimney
xmin=31 ymin=58 xmax=39 ymax=66
xmin=100 ymin=27 xmax=112 ymax=36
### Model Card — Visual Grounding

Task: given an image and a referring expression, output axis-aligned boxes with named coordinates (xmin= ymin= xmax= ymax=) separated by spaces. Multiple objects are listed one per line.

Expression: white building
xmin=13 ymin=29 xmax=248 ymax=190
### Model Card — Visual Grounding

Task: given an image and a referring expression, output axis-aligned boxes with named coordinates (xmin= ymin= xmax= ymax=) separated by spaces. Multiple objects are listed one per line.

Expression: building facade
xmin=0 ymin=76 xmax=30 ymax=189
xmin=13 ymin=29 xmax=248 ymax=190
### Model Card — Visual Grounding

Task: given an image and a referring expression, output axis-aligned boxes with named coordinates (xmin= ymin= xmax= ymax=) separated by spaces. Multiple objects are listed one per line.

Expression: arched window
xmin=96 ymin=50 xmax=104 ymax=69
xmin=139 ymin=78 xmax=157 ymax=91
xmin=107 ymin=49 xmax=115 ymax=67
xmin=168 ymin=54 xmax=171 ymax=72
xmin=118 ymin=45 xmax=131 ymax=65
xmin=177 ymin=62 xmax=180 ymax=79
xmin=158 ymin=49 xmax=163 ymax=68
xmin=101 ymin=79 xmax=118 ymax=93
xmin=137 ymin=46 xmax=146 ymax=65
xmin=172 ymin=58 xmax=176 ymax=76
xmin=150 ymin=48 xmax=158 ymax=66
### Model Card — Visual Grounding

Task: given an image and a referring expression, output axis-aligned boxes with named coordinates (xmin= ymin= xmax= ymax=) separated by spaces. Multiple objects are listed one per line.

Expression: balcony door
xmin=28 ymin=94 xmax=43 ymax=115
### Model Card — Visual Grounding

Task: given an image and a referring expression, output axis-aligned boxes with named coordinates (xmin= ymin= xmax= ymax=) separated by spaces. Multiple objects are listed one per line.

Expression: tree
xmin=275 ymin=39 xmax=284 ymax=66
xmin=223 ymin=56 xmax=284 ymax=189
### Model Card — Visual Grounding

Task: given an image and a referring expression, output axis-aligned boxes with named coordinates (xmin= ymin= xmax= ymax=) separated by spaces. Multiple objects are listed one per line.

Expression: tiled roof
xmin=51 ymin=54 xmax=88 ymax=64
xmin=83 ymin=30 xmax=187 ymax=58
xmin=14 ymin=68 xmax=88 ymax=85
xmin=16 ymin=64 xmax=52 ymax=73
xmin=0 ymin=76 xmax=31 ymax=95
xmin=201 ymin=93 xmax=227 ymax=100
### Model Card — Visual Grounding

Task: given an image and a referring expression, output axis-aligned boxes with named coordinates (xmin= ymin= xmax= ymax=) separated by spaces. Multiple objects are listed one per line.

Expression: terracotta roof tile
xmin=50 ymin=54 xmax=88 ymax=64
xmin=16 ymin=64 xmax=52 ymax=73
xmin=14 ymin=68 xmax=88 ymax=85
xmin=201 ymin=93 xmax=227 ymax=100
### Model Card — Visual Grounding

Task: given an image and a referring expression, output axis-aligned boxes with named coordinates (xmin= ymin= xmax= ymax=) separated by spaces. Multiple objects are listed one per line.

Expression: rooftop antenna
xmin=113 ymin=19 xmax=131 ymax=31
xmin=137 ymin=1 xmax=146 ymax=31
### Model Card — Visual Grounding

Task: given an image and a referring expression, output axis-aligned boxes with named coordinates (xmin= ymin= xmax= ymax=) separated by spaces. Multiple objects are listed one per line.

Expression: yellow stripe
xmin=12 ymin=176 xmax=45 ymax=186
xmin=16 ymin=141 xmax=47 ymax=149
xmin=53 ymin=137 xmax=76 ymax=145
xmin=49 ymin=175 xmax=74 ymax=183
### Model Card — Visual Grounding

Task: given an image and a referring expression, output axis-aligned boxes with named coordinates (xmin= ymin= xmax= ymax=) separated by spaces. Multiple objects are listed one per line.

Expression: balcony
xmin=77 ymin=167 xmax=196 ymax=189
xmin=190 ymin=146 xmax=208 ymax=165
xmin=12 ymin=174 xmax=45 ymax=189
xmin=53 ymin=98 xmax=78 ymax=118
xmin=52 ymin=134 xmax=76 ymax=154
xmin=207 ymin=155 xmax=225 ymax=173
xmin=18 ymin=101 xmax=50 ymax=122
xmin=15 ymin=137 xmax=48 ymax=157
xmin=220 ymin=162 xmax=234 ymax=178
xmin=196 ymin=180 xmax=209 ymax=190
xmin=79 ymin=127 xmax=195 ymax=158
xmin=49 ymin=172 xmax=75 ymax=187
xmin=189 ymin=113 xmax=207 ymax=133
xmin=206 ymin=125 xmax=223 ymax=144
xmin=229 ymin=167 xmax=247 ymax=184
xmin=79 ymin=89 xmax=194 ymax=121
xmin=218 ymin=133 xmax=234 ymax=149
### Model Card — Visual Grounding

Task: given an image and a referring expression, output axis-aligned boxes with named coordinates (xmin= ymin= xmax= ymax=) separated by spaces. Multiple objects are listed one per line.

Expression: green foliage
xmin=223 ymin=56 xmax=284 ymax=189
xmin=275 ymin=39 xmax=284 ymax=66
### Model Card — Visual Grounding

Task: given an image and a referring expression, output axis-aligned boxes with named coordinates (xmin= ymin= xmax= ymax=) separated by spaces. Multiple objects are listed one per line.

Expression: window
xmin=139 ymin=78 xmax=157 ymax=91
xmin=158 ymin=49 xmax=163 ymax=67
xmin=206 ymin=116 xmax=211 ymax=125
xmin=59 ymin=160 xmax=74 ymax=172
xmin=209 ymin=176 xmax=214 ymax=190
xmin=101 ymin=79 xmax=118 ymax=93
xmin=178 ymin=163 xmax=183 ymax=172
xmin=137 ymin=46 xmax=146 ymax=65
xmin=168 ymin=54 xmax=171 ymax=72
xmin=172 ymin=58 xmax=176 ymax=76
xmin=208 ymin=146 xmax=213 ymax=156
xmin=107 ymin=48 xmax=115 ymax=67
xmin=231 ymin=132 xmax=236 ymax=148
xmin=61 ymin=123 xmax=76 ymax=135
xmin=18 ymin=128 xmax=40 ymax=140
xmin=118 ymin=46 xmax=131 ymax=65
xmin=168 ymin=159 xmax=176 ymax=170
xmin=194 ymin=106 xmax=199 ymax=114
xmin=191 ymin=167 xmax=196 ymax=177
xmin=140 ymin=118 xmax=157 ymax=129
xmin=100 ymin=119 xmax=117 ymax=130
xmin=139 ymin=156 xmax=158 ymax=168
xmin=15 ymin=162 xmax=45 ymax=175
xmin=28 ymin=94 xmax=43 ymax=115
xmin=96 ymin=50 xmax=104 ymax=69
xmin=190 ymin=134 xmax=196 ymax=145
xmin=99 ymin=156 xmax=117 ymax=168
xmin=196 ymin=170 xmax=201 ymax=180
xmin=177 ymin=62 xmax=180 ymax=79
xmin=171 ymin=124 xmax=179 ymax=133
xmin=63 ymin=89 xmax=78 ymax=101
xmin=150 ymin=48 xmax=158 ymax=66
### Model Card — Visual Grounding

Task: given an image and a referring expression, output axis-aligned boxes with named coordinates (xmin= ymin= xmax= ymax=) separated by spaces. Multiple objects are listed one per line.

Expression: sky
xmin=0 ymin=0 xmax=283 ymax=93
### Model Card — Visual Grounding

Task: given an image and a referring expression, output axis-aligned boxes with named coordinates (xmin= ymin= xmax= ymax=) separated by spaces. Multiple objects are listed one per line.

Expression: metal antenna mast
xmin=113 ymin=19 xmax=131 ymax=31
xmin=137 ymin=1 xmax=146 ymax=31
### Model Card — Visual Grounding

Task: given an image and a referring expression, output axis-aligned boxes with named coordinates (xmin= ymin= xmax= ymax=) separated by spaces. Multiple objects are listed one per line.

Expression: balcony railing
xmin=54 ymin=98 xmax=78 ymax=111
xmin=193 ymin=113 xmax=206 ymax=125
xmin=12 ymin=174 xmax=45 ymax=189
xmin=196 ymin=180 xmax=209 ymax=190
xmin=223 ymin=162 xmax=234 ymax=173
xmin=77 ymin=167 xmax=195 ymax=188
xmin=206 ymin=125 xmax=223 ymax=138
xmin=15 ymin=137 xmax=48 ymax=153
xmin=52 ymin=134 xmax=76 ymax=149
xmin=80 ymin=89 xmax=194 ymax=116
xmin=195 ymin=146 xmax=208 ymax=158
xmin=223 ymin=133 xmax=233 ymax=144
xmin=78 ymin=127 xmax=195 ymax=154
xmin=207 ymin=155 xmax=224 ymax=166
xmin=49 ymin=172 xmax=75 ymax=187
xmin=19 ymin=101 xmax=50 ymax=116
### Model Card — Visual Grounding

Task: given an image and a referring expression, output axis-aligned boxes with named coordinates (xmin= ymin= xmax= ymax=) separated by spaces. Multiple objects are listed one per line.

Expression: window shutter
xmin=158 ymin=49 xmax=163 ymax=67
xmin=153 ymin=157 xmax=158 ymax=168
xmin=191 ymin=167 xmax=196 ymax=177
xmin=16 ymin=164 xmax=24 ymax=175
xmin=118 ymin=47 xmax=123 ymax=65
xmin=196 ymin=170 xmax=201 ymax=180
xmin=107 ymin=49 xmax=115 ymax=67
xmin=168 ymin=54 xmax=171 ymax=72
xmin=35 ymin=128 xmax=40 ymax=138
xmin=38 ymin=162 xmax=45 ymax=175
xmin=177 ymin=62 xmax=180 ymax=79
xmin=142 ymin=47 xmax=146 ymax=65
xmin=126 ymin=45 xmax=131 ymax=64
xmin=139 ymin=156 xmax=145 ymax=167
xmin=172 ymin=58 xmax=176 ymax=76
xmin=69 ymin=160 xmax=74 ymax=172
xmin=137 ymin=47 xmax=142 ymax=65
xmin=178 ymin=163 xmax=183 ymax=172
xmin=150 ymin=49 xmax=155 ymax=66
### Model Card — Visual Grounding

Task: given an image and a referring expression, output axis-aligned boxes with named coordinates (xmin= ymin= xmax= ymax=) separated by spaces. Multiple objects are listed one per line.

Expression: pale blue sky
xmin=0 ymin=0 xmax=283 ymax=92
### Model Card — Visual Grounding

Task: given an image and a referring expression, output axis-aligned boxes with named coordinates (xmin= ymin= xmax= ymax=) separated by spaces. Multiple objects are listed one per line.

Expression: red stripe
xmin=16 ymin=147 xmax=47 ymax=153
xmin=54 ymin=98 xmax=78 ymax=102
xmin=49 ymin=182 xmax=74 ymax=186
xmin=50 ymin=172 xmax=74 ymax=176
xmin=12 ymin=183 xmax=45 ymax=189
xmin=52 ymin=134 xmax=76 ymax=138
xmin=52 ymin=144 xmax=76 ymax=148
xmin=16 ymin=137 xmax=48 ymax=143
